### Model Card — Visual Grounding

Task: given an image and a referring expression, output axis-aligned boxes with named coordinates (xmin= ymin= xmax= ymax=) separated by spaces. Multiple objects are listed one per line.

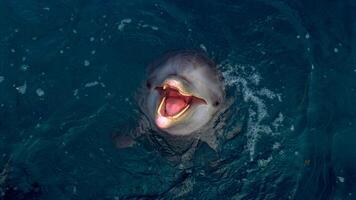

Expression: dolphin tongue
xmin=165 ymin=97 xmax=187 ymax=116
xmin=165 ymin=91 xmax=189 ymax=116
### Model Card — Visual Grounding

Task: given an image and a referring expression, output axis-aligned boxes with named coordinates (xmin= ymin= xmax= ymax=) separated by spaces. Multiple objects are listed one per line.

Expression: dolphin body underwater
xmin=113 ymin=51 xmax=235 ymax=160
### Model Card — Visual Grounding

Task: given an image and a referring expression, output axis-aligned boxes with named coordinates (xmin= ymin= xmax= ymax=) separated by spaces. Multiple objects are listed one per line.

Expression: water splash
xmin=219 ymin=61 xmax=283 ymax=161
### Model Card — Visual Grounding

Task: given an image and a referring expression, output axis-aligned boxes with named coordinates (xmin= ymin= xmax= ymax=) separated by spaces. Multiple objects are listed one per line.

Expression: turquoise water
xmin=0 ymin=0 xmax=355 ymax=199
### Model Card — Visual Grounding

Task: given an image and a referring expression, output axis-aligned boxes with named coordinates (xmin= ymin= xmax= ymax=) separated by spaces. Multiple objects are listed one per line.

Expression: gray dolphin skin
xmin=142 ymin=51 xmax=225 ymax=137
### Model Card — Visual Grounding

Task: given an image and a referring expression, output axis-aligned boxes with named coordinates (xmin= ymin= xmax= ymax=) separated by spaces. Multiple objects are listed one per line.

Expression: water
xmin=0 ymin=0 xmax=355 ymax=199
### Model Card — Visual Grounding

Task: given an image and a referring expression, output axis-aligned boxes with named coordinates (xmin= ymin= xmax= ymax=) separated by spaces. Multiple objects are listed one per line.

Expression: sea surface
xmin=0 ymin=0 xmax=355 ymax=199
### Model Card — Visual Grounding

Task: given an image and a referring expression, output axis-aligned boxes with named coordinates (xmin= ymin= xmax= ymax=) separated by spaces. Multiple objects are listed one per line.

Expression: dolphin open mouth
xmin=155 ymin=80 xmax=207 ymax=119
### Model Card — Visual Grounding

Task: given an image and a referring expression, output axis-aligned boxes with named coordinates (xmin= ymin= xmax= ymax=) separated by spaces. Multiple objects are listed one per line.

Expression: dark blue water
xmin=0 ymin=0 xmax=355 ymax=199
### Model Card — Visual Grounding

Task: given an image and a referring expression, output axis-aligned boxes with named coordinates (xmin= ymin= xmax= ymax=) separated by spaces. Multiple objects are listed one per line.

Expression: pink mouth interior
xmin=164 ymin=89 xmax=190 ymax=116
xmin=156 ymin=85 xmax=207 ymax=118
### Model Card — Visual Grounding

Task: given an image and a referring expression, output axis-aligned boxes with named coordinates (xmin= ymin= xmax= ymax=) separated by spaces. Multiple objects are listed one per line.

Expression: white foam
xmin=337 ymin=176 xmax=345 ymax=183
xmin=20 ymin=64 xmax=30 ymax=71
xmin=36 ymin=88 xmax=45 ymax=97
xmin=16 ymin=81 xmax=27 ymax=94
xmin=257 ymin=88 xmax=272 ymax=99
xmin=118 ymin=23 xmax=125 ymax=30
xmin=272 ymin=113 xmax=284 ymax=129
xmin=272 ymin=142 xmax=281 ymax=150
xmin=151 ymin=26 xmax=159 ymax=30
xmin=257 ymin=156 xmax=273 ymax=167
xmin=73 ymin=89 xmax=79 ymax=99
xmin=84 ymin=60 xmax=90 ymax=67
xmin=220 ymin=62 xmax=283 ymax=160
xmin=118 ymin=18 xmax=132 ymax=31
xmin=277 ymin=94 xmax=282 ymax=102
xmin=84 ymin=81 xmax=99 ymax=87
xmin=305 ymin=33 xmax=310 ymax=39
xmin=199 ymin=44 xmax=207 ymax=52
xmin=249 ymin=73 xmax=261 ymax=85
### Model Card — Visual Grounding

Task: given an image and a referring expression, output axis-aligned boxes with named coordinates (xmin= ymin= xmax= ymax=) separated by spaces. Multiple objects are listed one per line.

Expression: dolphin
xmin=143 ymin=51 xmax=225 ymax=136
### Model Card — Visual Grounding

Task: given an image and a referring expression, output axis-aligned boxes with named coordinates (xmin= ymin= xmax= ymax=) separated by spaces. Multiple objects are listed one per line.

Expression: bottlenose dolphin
xmin=113 ymin=51 xmax=232 ymax=160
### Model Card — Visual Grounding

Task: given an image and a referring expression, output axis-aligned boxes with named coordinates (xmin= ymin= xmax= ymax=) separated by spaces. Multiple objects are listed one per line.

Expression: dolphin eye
xmin=146 ymin=81 xmax=152 ymax=89
xmin=213 ymin=101 xmax=220 ymax=107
